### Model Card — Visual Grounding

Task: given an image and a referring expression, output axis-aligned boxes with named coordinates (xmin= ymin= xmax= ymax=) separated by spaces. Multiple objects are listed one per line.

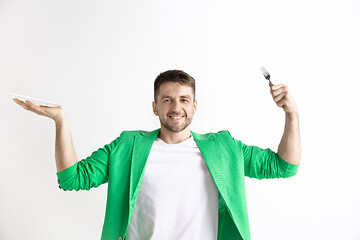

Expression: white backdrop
xmin=1 ymin=0 xmax=360 ymax=239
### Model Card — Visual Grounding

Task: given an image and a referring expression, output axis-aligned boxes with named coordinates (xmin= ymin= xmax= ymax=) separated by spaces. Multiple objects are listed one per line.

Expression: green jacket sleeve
xmin=56 ymin=134 xmax=122 ymax=191
xmin=228 ymin=131 xmax=299 ymax=179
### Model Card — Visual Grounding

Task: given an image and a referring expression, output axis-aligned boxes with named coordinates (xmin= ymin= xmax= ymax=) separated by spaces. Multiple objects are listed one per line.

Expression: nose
xmin=172 ymin=100 xmax=182 ymax=112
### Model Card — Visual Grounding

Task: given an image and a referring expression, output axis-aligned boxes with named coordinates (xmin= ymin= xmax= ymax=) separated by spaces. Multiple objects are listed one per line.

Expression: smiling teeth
xmin=170 ymin=116 xmax=182 ymax=119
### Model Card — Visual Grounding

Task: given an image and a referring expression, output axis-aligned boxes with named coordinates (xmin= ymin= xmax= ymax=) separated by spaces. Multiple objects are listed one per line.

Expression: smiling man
xmin=152 ymin=75 xmax=197 ymax=144
xmin=14 ymin=69 xmax=301 ymax=240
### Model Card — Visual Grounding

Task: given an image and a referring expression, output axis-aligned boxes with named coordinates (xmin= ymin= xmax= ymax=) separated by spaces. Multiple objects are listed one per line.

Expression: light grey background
xmin=1 ymin=0 xmax=359 ymax=239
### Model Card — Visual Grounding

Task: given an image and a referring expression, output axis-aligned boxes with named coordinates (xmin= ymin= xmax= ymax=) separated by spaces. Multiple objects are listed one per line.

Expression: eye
xmin=181 ymin=99 xmax=189 ymax=102
xmin=163 ymin=99 xmax=170 ymax=103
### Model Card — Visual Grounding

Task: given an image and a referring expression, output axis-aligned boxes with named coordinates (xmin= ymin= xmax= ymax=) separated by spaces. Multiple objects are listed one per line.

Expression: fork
xmin=260 ymin=66 xmax=273 ymax=86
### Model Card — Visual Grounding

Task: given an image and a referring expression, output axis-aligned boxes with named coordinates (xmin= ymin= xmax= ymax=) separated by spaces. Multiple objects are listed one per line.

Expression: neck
xmin=158 ymin=126 xmax=192 ymax=144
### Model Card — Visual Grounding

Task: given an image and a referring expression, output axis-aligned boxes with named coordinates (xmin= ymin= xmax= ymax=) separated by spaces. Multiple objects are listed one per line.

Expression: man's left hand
xmin=269 ymin=82 xmax=298 ymax=113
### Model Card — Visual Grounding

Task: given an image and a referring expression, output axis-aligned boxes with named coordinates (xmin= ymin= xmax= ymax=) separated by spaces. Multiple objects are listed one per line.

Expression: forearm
xmin=54 ymin=113 xmax=77 ymax=173
xmin=277 ymin=111 xmax=301 ymax=165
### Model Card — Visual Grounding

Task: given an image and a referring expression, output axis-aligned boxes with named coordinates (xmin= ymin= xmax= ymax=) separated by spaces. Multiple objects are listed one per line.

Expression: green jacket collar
xmin=130 ymin=128 xmax=228 ymax=204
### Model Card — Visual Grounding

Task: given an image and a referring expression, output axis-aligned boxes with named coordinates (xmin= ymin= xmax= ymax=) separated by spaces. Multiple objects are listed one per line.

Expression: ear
xmin=152 ymin=101 xmax=159 ymax=116
xmin=193 ymin=100 xmax=198 ymax=113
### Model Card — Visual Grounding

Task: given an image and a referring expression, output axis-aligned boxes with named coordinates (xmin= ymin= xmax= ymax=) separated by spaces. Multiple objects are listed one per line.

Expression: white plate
xmin=6 ymin=92 xmax=63 ymax=107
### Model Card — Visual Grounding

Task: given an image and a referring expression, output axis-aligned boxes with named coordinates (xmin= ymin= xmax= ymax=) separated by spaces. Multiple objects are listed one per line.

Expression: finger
xmin=13 ymin=98 xmax=32 ymax=110
xmin=273 ymin=91 xmax=286 ymax=102
xmin=271 ymin=84 xmax=286 ymax=91
xmin=272 ymin=87 xmax=287 ymax=97
xmin=13 ymin=98 xmax=21 ymax=105
xmin=13 ymin=98 xmax=23 ymax=104
xmin=17 ymin=99 xmax=43 ymax=115
xmin=272 ymin=86 xmax=289 ymax=97
xmin=276 ymin=95 xmax=287 ymax=108
xmin=24 ymin=100 xmax=46 ymax=115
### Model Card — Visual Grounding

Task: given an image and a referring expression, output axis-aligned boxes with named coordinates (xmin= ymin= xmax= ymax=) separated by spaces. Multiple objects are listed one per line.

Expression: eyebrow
xmin=160 ymin=95 xmax=192 ymax=100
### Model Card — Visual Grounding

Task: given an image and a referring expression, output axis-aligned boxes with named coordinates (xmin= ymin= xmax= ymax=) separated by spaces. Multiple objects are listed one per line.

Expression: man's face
xmin=152 ymin=82 xmax=197 ymax=133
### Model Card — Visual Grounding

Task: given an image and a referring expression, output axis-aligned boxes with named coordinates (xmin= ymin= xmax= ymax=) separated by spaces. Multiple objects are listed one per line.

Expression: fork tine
xmin=260 ymin=66 xmax=269 ymax=76
xmin=259 ymin=66 xmax=273 ymax=85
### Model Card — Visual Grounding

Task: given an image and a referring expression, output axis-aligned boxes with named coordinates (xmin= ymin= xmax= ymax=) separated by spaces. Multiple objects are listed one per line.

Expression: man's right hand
xmin=13 ymin=98 xmax=77 ymax=173
xmin=13 ymin=98 xmax=64 ymax=122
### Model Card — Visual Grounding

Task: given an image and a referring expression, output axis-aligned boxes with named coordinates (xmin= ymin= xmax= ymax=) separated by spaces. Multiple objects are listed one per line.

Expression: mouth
xmin=169 ymin=115 xmax=184 ymax=121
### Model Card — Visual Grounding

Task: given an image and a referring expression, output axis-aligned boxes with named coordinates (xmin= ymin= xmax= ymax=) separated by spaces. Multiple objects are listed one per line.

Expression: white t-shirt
xmin=126 ymin=135 xmax=219 ymax=240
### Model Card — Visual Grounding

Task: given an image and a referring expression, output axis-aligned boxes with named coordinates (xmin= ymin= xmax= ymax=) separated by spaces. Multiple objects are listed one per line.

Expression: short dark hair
xmin=154 ymin=69 xmax=196 ymax=102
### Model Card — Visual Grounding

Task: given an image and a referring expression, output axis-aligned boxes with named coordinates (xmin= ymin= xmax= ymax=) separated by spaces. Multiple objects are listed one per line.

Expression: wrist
xmin=285 ymin=111 xmax=299 ymax=123
xmin=54 ymin=111 xmax=66 ymax=125
xmin=285 ymin=111 xmax=299 ymax=116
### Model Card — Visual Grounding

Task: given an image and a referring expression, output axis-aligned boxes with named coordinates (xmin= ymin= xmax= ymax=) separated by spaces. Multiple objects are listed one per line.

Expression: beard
xmin=159 ymin=114 xmax=193 ymax=133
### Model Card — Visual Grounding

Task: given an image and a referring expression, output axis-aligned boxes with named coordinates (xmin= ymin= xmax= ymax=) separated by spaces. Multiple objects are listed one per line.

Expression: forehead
xmin=158 ymin=82 xmax=193 ymax=97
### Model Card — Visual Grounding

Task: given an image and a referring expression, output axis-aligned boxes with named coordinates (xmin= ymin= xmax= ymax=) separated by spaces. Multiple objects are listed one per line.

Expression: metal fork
xmin=260 ymin=66 xmax=273 ymax=86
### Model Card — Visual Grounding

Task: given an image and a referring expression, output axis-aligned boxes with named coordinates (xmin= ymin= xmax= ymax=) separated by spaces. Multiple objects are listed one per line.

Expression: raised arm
xmin=14 ymin=98 xmax=120 ymax=191
xmin=54 ymin=112 xmax=77 ymax=172
xmin=13 ymin=99 xmax=77 ymax=172
xmin=269 ymin=83 xmax=301 ymax=165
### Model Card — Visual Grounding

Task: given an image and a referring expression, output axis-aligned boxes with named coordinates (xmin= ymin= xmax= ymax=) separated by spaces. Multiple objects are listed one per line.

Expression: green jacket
xmin=57 ymin=129 xmax=299 ymax=240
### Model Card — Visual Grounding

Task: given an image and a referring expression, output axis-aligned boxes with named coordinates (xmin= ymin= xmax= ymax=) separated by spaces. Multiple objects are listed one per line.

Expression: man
xmin=13 ymin=69 xmax=301 ymax=240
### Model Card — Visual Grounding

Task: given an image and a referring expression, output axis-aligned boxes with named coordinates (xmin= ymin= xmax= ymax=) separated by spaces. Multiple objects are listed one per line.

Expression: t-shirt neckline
xmin=156 ymin=135 xmax=193 ymax=146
